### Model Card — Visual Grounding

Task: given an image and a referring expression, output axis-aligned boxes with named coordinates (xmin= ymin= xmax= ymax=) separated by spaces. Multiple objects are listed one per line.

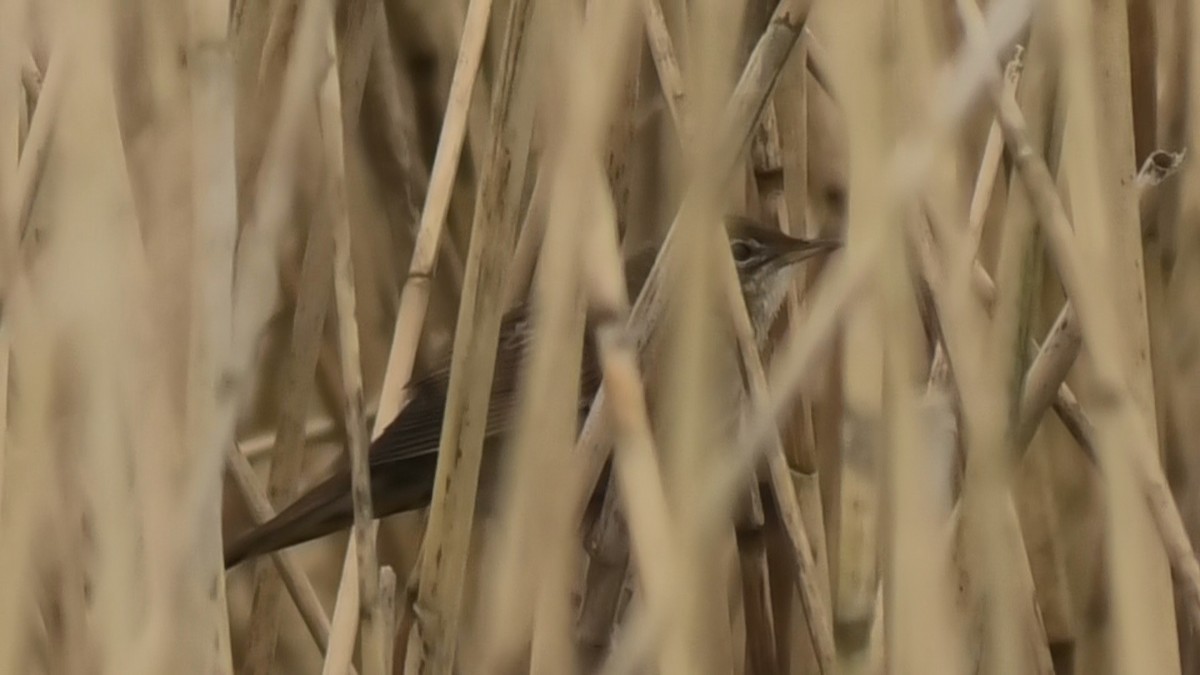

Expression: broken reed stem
xmin=958 ymin=2 xmax=1200 ymax=634
xmin=1014 ymin=153 xmax=1184 ymax=454
xmin=955 ymin=0 xmax=1200 ymax=661
xmin=1054 ymin=0 xmax=1180 ymax=670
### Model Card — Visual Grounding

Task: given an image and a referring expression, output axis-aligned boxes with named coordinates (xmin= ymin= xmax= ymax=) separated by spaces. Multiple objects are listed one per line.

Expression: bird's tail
xmin=224 ymin=473 xmax=355 ymax=569
xmin=224 ymin=452 xmax=441 ymax=569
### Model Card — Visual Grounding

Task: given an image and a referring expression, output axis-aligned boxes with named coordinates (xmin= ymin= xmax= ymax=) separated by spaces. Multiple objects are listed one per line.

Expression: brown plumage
xmin=223 ymin=217 xmax=838 ymax=568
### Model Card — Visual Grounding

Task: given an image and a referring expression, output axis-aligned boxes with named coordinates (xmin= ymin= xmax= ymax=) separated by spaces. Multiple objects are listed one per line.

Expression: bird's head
xmin=724 ymin=215 xmax=841 ymax=335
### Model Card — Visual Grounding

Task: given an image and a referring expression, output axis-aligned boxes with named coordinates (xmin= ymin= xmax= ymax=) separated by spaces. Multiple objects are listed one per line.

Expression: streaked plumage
xmin=223 ymin=217 xmax=837 ymax=568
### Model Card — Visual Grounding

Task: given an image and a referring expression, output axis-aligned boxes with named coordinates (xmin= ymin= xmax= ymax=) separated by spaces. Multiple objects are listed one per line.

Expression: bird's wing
xmin=366 ymin=304 xmax=536 ymax=468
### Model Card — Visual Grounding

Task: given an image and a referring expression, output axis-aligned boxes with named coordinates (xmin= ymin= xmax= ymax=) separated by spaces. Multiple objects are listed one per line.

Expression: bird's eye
xmin=731 ymin=241 xmax=753 ymax=263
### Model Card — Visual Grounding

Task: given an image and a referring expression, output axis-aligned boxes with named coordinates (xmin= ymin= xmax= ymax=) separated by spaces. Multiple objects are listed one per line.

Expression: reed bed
xmin=3 ymin=0 xmax=1200 ymax=673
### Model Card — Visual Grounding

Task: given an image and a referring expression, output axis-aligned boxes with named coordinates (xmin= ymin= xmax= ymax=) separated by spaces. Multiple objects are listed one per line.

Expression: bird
xmin=223 ymin=216 xmax=839 ymax=568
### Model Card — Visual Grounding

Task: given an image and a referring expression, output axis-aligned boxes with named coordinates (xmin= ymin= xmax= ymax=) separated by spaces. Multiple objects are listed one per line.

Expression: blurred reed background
xmin=2 ymin=0 xmax=1199 ymax=673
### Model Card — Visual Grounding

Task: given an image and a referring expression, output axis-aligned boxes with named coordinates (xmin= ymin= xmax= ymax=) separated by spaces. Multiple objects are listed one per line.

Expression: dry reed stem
xmin=932 ymin=7 xmax=1063 ymax=673
xmin=0 ymin=281 xmax=54 ymax=674
xmin=922 ymin=163 xmax=1175 ymax=469
xmin=589 ymin=326 xmax=681 ymax=673
xmin=7 ymin=25 xmax=65 ymax=244
xmin=773 ymin=30 xmax=834 ymax=674
xmin=501 ymin=172 xmax=547 ymax=309
xmin=1015 ymin=304 xmax=1082 ymax=450
xmin=641 ymin=0 xmax=690 ymax=138
xmin=822 ymin=2 xmax=888 ymax=668
xmin=573 ymin=3 xmax=689 ymax=650
xmin=220 ymin=0 xmax=360 ymax=665
xmin=577 ymin=4 xmax=826 ymax=665
xmin=381 ymin=566 xmax=398 ymax=675
xmin=584 ymin=0 xmax=828 ymax=668
xmin=0 ymin=329 xmax=6 ymax=515
xmin=324 ymin=550 xmax=363 ymax=675
xmin=1014 ymin=153 xmax=1183 ymax=455
xmin=0 ymin=0 xmax=23 ymax=277
xmin=318 ymin=15 xmax=388 ymax=675
xmin=722 ymin=215 xmax=835 ymax=672
xmin=238 ymin=50 xmax=337 ymax=675
xmin=1057 ymin=1 xmax=1180 ymax=670
xmin=966 ymin=50 xmax=1022 ymax=250
xmin=413 ymin=0 xmax=536 ymax=669
xmin=335 ymin=0 xmax=382 ymax=134
xmin=225 ymin=0 xmax=331 ymax=390
xmin=233 ymin=2 xmax=404 ymax=669
xmin=598 ymin=222 xmax=871 ymax=675
xmin=43 ymin=12 xmax=138 ymax=673
xmin=579 ymin=47 xmax=649 ymax=661
xmin=658 ymin=0 xmax=746 ymax=668
xmin=884 ymin=1 xmax=973 ymax=673
xmin=224 ymin=445 xmax=350 ymax=667
xmin=1 ymin=10 xmax=79 ymax=667
xmin=197 ymin=2 xmax=336 ymax=621
xmin=742 ymin=73 xmax=789 ymax=675
xmin=239 ymin=412 xmax=374 ymax=461
xmin=0 ymin=0 xmax=24 ymax=525
xmin=375 ymin=0 xmax=494 ymax=431
xmin=926 ymin=30 xmax=1042 ymax=675
xmin=999 ymin=130 xmax=1200 ymax=636
xmin=200 ymin=0 xmax=336 ymax=663
xmin=926 ymin=50 xmax=1023 ymax=387
xmin=571 ymin=0 xmax=817 ymax=569
xmin=184 ymin=0 xmax=239 ymax=667
xmin=472 ymin=1 xmax=640 ymax=671
xmin=1164 ymin=12 xmax=1200 ymax=663
xmin=598 ymin=4 xmax=1035 ymax=671
xmin=357 ymin=0 xmax=499 ymax=659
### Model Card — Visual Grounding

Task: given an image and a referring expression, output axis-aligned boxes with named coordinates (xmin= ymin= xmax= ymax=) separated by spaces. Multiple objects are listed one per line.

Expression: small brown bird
xmin=223 ymin=217 xmax=838 ymax=568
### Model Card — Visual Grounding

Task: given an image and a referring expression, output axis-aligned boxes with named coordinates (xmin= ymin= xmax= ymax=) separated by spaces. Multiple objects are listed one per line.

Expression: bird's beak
xmin=779 ymin=237 xmax=842 ymax=266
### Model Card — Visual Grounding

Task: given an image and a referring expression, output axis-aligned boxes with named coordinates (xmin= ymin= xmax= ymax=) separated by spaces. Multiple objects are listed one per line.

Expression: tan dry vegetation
xmin=4 ymin=0 xmax=1200 ymax=673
